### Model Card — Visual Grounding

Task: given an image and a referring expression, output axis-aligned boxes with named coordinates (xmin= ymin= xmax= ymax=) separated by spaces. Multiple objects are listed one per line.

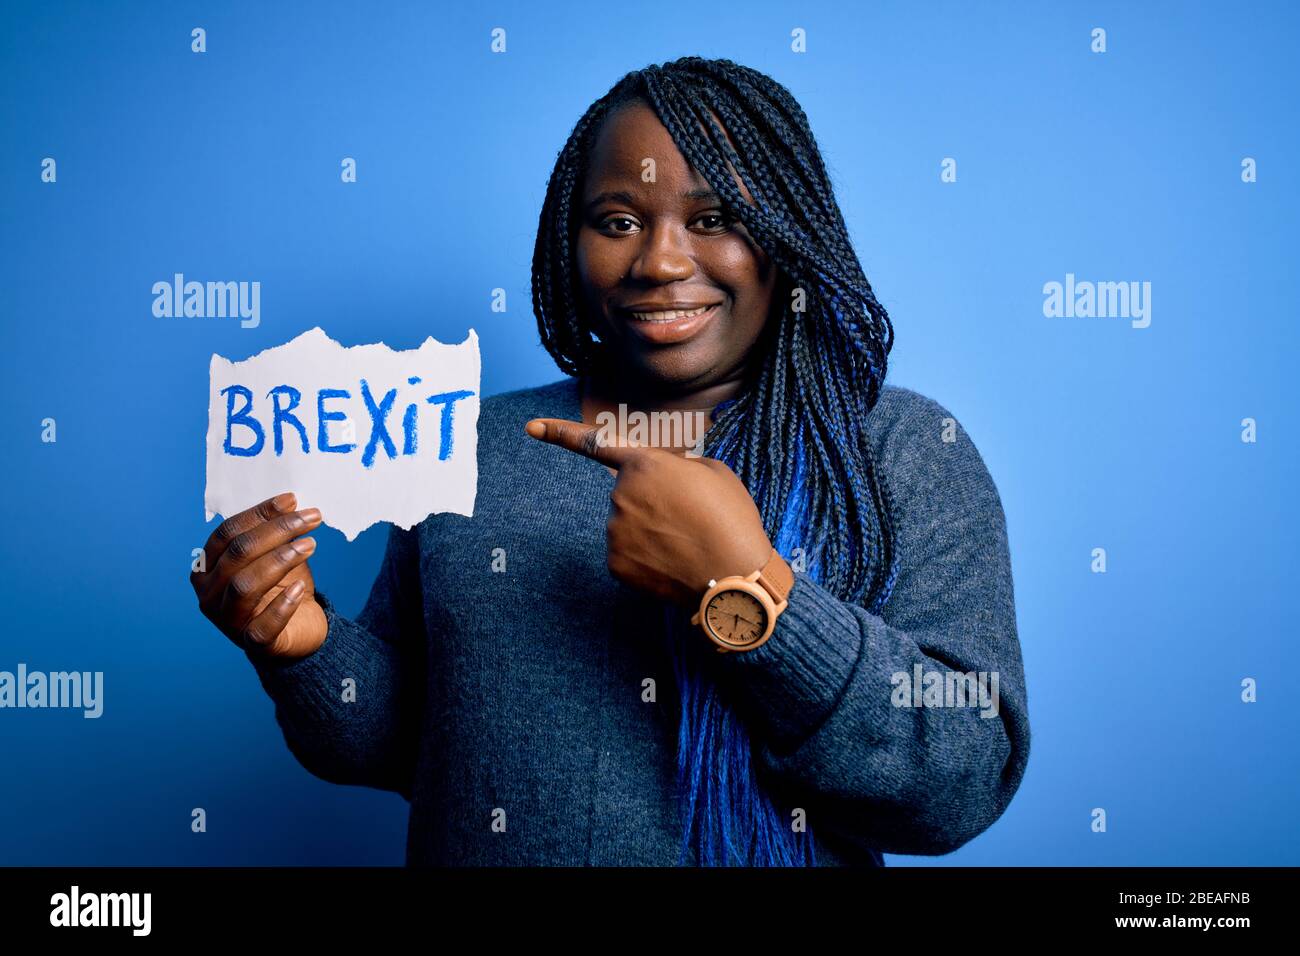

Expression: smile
xmin=618 ymin=302 xmax=722 ymax=345
xmin=628 ymin=304 xmax=716 ymax=322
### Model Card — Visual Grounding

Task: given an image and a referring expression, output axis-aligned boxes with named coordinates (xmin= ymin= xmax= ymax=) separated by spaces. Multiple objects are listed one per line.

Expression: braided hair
xmin=531 ymin=56 xmax=900 ymax=865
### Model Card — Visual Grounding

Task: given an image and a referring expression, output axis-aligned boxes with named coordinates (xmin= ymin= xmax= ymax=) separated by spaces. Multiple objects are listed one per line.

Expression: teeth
xmin=629 ymin=305 xmax=713 ymax=322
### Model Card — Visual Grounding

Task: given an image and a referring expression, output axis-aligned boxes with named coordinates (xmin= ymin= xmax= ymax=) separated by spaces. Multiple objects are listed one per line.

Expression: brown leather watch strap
xmin=756 ymin=548 xmax=794 ymax=603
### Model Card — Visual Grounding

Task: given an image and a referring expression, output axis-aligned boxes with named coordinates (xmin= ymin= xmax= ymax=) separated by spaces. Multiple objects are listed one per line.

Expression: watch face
xmin=704 ymin=589 xmax=767 ymax=648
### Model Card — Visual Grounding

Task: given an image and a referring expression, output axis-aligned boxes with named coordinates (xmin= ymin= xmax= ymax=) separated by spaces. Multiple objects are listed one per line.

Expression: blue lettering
xmin=222 ymin=385 xmax=264 ymax=457
xmin=425 ymin=389 xmax=475 ymax=461
xmin=268 ymin=385 xmax=309 ymax=455
xmin=317 ymin=388 xmax=356 ymax=453
xmin=218 ymin=381 xmax=471 ymax=463
xmin=402 ymin=403 xmax=418 ymax=455
xmin=359 ymin=379 xmax=397 ymax=468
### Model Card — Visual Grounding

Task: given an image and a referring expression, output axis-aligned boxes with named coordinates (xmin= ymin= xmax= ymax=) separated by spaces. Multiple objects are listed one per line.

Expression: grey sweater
xmin=247 ymin=376 xmax=1030 ymax=866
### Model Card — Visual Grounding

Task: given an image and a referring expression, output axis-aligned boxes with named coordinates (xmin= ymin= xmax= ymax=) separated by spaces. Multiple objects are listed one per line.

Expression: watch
xmin=690 ymin=548 xmax=794 ymax=654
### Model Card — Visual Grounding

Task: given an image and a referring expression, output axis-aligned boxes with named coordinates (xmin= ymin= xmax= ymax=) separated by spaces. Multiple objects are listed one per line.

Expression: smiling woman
xmin=574 ymin=103 xmax=779 ymax=372
xmin=565 ymin=100 xmax=784 ymax=396
xmin=197 ymin=55 xmax=1030 ymax=868
xmin=527 ymin=58 xmax=1027 ymax=866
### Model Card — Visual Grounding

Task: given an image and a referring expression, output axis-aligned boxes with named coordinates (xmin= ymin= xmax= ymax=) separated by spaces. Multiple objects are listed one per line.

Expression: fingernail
xmin=292 ymin=537 xmax=315 ymax=554
xmin=298 ymin=508 xmax=322 ymax=524
xmin=285 ymin=580 xmax=305 ymax=601
xmin=272 ymin=492 xmax=296 ymax=512
xmin=525 ymin=421 xmax=545 ymax=439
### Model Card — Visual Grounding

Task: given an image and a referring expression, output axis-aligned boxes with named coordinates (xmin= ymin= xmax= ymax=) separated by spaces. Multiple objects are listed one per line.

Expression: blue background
xmin=1 ymin=0 xmax=1295 ymax=865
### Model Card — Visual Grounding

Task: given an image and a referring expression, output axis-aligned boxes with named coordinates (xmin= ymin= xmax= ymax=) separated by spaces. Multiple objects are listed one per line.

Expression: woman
xmin=190 ymin=56 xmax=1029 ymax=866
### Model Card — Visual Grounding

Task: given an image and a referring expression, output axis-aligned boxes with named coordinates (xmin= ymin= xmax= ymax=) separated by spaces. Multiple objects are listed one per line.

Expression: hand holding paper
xmin=190 ymin=491 xmax=328 ymax=659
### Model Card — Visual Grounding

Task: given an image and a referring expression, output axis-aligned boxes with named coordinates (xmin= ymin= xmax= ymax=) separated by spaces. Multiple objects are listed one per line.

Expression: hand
xmin=524 ymin=419 xmax=774 ymax=608
xmin=191 ymin=492 xmax=328 ymax=660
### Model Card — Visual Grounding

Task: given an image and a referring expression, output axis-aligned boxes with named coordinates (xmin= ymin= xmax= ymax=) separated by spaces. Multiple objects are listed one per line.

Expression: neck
xmin=584 ymin=363 xmax=749 ymax=416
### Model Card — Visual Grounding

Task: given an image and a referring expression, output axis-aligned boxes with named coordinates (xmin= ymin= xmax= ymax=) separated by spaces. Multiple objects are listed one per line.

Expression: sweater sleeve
xmin=244 ymin=522 xmax=428 ymax=800
xmin=713 ymin=392 xmax=1030 ymax=856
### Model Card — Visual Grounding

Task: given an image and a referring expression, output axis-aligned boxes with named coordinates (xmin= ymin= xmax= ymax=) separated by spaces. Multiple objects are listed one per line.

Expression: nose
xmin=627 ymin=221 xmax=695 ymax=283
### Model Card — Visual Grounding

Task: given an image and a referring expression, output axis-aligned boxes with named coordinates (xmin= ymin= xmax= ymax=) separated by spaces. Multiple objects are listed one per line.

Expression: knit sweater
xmin=246 ymin=376 xmax=1030 ymax=866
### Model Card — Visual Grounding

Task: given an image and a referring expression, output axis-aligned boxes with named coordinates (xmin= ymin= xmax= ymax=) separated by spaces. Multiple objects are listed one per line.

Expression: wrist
xmin=711 ymin=570 xmax=865 ymax=749
xmin=689 ymin=548 xmax=793 ymax=654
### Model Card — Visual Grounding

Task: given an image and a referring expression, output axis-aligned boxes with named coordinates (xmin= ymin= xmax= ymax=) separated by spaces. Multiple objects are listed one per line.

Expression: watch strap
xmin=756 ymin=548 xmax=793 ymax=604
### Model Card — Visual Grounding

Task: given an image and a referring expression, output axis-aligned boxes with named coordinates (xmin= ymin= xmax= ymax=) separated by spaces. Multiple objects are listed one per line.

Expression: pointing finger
xmin=524 ymin=418 xmax=649 ymax=470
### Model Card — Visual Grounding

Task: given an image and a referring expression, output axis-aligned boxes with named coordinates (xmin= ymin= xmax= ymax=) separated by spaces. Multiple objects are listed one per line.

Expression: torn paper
xmin=205 ymin=326 xmax=479 ymax=541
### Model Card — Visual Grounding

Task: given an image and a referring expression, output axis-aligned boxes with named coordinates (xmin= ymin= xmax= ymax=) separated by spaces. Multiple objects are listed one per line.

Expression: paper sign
xmin=204 ymin=326 xmax=479 ymax=540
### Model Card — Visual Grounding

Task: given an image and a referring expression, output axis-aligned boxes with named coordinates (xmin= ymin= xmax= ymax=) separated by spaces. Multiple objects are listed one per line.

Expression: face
xmin=575 ymin=100 xmax=780 ymax=392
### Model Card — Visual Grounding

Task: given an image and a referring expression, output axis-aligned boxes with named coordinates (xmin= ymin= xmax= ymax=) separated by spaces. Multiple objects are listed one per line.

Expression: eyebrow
xmin=584 ymin=187 xmax=722 ymax=211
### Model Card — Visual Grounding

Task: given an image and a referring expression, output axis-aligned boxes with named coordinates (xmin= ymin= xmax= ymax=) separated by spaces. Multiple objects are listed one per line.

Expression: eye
xmin=693 ymin=212 xmax=735 ymax=234
xmin=598 ymin=215 xmax=640 ymax=235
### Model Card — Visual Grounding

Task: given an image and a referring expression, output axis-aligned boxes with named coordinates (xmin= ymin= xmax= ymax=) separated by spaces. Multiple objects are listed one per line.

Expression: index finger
xmin=199 ymin=492 xmax=299 ymax=571
xmin=524 ymin=418 xmax=647 ymax=470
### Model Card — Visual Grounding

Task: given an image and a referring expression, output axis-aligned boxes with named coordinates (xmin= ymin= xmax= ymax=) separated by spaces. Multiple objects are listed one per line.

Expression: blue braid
xmin=665 ymin=402 xmax=822 ymax=867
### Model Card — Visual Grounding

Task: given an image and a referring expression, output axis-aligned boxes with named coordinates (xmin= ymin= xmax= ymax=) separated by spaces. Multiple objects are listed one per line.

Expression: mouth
xmin=616 ymin=302 xmax=723 ymax=345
